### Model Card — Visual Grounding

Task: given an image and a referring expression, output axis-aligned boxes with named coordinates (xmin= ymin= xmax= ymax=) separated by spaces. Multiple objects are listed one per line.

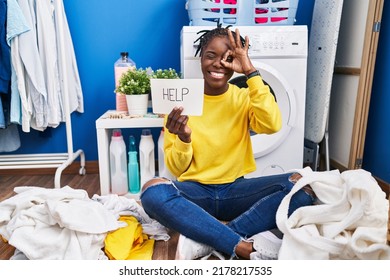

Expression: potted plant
xmin=115 ymin=68 xmax=180 ymax=115
xmin=115 ymin=68 xmax=151 ymax=115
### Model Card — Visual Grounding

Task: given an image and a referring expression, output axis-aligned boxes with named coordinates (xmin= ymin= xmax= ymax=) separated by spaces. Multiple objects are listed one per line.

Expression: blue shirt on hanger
xmin=0 ymin=0 xmax=11 ymax=128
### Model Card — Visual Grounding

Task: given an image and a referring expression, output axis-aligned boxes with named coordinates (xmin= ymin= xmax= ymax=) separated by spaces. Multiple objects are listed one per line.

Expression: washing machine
xmin=180 ymin=25 xmax=307 ymax=176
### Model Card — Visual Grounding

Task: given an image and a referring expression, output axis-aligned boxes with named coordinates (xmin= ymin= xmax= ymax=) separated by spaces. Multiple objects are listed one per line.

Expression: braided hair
xmin=194 ymin=22 xmax=247 ymax=57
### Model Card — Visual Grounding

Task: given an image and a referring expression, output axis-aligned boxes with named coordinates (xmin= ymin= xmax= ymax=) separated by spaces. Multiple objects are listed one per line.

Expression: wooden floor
xmin=0 ymin=172 xmax=179 ymax=260
xmin=1 ymin=169 xmax=389 ymax=260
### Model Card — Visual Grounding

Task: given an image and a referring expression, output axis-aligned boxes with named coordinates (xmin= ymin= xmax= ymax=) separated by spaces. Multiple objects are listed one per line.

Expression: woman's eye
xmin=226 ymin=55 xmax=233 ymax=63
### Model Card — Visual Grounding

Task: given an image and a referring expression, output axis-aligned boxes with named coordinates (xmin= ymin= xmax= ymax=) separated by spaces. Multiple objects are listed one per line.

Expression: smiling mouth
xmin=209 ymin=71 xmax=225 ymax=79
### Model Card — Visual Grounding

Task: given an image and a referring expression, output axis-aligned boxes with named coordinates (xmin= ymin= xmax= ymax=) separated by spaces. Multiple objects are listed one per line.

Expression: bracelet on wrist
xmin=246 ymin=70 xmax=260 ymax=79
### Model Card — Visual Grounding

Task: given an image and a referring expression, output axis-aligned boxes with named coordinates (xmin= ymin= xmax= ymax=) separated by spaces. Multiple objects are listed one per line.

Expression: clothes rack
xmin=0 ymin=0 xmax=85 ymax=188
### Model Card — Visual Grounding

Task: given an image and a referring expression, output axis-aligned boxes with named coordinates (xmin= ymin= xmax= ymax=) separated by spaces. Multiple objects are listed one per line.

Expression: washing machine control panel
xmin=181 ymin=26 xmax=307 ymax=59
xmin=248 ymin=31 xmax=307 ymax=57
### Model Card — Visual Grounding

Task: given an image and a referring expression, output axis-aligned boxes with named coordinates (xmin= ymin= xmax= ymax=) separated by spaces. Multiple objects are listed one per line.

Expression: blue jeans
xmin=140 ymin=172 xmax=314 ymax=257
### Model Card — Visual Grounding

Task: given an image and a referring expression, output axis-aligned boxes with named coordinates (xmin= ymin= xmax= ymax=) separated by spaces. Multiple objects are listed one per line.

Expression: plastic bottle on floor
xmin=158 ymin=128 xmax=175 ymax=180
xmin=114 ymin=52 xmax=136 ymax=112
xmin=139 ymin=129 xmax=155 ymax=187
xmin=128 ymin=135 xmax=140 ymax=194
xmin=109 ymin=129 xmax=128 ymax=195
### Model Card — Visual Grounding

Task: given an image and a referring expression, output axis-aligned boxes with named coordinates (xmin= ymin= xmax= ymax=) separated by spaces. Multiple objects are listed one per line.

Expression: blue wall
xmin=6 ymin=0 xmax=190 ymax=158
xmin=62 ymin=0 xmax=390 ymax=184
xmin=363 ymin=1 xmax=390 ymax=183
xmin=9 ymin=0 xmax=390 ymax=184
xmin=4 ymin=0 xmax=315 ymax=161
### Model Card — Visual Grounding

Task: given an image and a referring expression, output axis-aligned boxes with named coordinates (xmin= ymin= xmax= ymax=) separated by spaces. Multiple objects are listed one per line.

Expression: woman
xmin=140 ymin=25 xmax=315 ymax=260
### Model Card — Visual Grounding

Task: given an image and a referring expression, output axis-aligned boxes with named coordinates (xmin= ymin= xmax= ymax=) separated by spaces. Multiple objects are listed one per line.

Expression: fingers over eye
xmin=223 ymin=50 xmax=233 ymax=62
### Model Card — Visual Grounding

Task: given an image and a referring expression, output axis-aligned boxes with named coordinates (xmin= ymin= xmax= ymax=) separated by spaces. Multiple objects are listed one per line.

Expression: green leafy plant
xmin=151 ymin=68 xmax=180 ymax=79
xmin=115 ymin=68 xmax=180 ymax=95
xmin=115 ymin=68 xmax=151 ymax=95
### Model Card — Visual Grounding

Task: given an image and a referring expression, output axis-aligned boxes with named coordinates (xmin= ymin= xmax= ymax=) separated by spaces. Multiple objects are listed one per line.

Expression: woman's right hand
xmin=166 ymin=107 xmax=192 ymax=143
xmin=221 ymin=29 xmax=255 ymax=76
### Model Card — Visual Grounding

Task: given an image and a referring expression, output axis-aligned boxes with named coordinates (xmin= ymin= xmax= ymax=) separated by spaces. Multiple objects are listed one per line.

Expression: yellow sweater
xmin=164 ymin=75 xmax=282 ymax=184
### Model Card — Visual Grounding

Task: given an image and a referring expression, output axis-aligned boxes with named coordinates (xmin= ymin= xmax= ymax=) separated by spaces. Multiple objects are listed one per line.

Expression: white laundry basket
xmin=186 ymin=0 xmax=299 ymax=26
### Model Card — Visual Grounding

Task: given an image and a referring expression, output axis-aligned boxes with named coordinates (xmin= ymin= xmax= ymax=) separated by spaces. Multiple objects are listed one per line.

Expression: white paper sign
xmin=151 ymin=79 xmax=204 ymax=116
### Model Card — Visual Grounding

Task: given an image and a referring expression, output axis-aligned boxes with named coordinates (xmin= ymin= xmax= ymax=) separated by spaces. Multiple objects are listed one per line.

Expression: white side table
xmin=95 ymin=110 xmax=164 ymax=196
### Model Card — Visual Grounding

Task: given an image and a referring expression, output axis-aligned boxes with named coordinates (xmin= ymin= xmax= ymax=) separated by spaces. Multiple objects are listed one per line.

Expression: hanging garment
xmin=35 ymin=0 xmax=84 ymax=126
xmin=0 ymin=97 xmax=5 ymax=129
xmin=35 ymin=0 xmax=63 ymax=127
xmin=0 ymin=124 xmax=20 ymax=152
xmin=0 ymin=0 xmax=22 ymax=152
xmin=7 ymin=0 xmax=83 ymax=132
xmin=52 ymin=0 xmax=84 ymax=115
xmin=13 ymin=0 xmax=48 ymax=132
xmin=104 ymin=216 xmax=155 ymax=260
xmin=6 ymin=0 xmax=30 ymax=125
xmin=0 ymin=0 xmax=10 ymax=128
xmin=0 ymin=0 xmax=10 ymax=95
xmin=276 ymin=167 xmax=390 ymax=260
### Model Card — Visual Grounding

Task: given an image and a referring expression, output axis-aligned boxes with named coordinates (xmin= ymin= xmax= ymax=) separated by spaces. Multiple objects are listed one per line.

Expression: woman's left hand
xmin=166 ymin=107 xmax=192 ymax=143
xmin=221 ymin=29 xmax=256 ymax=76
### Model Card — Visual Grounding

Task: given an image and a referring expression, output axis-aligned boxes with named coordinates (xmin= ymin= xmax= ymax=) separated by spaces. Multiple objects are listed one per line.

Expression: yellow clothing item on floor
xmin=104 ymin=216 xmax=155 ymax=260
xmin=1 ymin=235 xmax=8 ymax=243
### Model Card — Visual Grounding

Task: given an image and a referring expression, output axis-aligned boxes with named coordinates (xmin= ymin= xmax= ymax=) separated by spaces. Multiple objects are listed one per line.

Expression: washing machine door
xmin=248 ymin=61 xmax=297 ymax=159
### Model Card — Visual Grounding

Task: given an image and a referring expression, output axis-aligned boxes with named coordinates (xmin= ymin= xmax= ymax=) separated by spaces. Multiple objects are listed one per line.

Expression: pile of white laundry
xmin=276 ymin=167 xmax=390 ymax=260
xmin=0 ymin=186 xmax=169 ymax=260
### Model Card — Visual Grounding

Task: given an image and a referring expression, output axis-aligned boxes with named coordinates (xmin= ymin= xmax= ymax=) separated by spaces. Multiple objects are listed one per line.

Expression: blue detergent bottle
xmin=128 ymin=135 xmax=140 ymax=193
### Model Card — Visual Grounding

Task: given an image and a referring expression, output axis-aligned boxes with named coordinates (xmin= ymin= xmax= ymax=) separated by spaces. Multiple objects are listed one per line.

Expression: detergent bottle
xmin=128 ymin=135 xmax=140 ymax=194
xmin=139 ymin=129 xmax=155 ymax=187
xmin=114 ymin=52 xmax=136 ymax=112
xmin=109 ymin=129 xmax=128 ymax=195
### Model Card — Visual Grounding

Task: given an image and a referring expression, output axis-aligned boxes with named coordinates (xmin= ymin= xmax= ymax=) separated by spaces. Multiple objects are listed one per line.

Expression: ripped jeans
xmin=140 ymin=172 xmax=315 ymax=257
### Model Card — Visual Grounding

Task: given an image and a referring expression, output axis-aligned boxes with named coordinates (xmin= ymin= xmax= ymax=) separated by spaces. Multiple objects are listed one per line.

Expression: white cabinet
xmin=95 ymin=110 xmax=164 ymax=196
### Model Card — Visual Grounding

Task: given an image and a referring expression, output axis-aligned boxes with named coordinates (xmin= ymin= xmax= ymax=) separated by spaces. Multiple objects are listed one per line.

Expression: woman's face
xmin=201 ymin=36 xmax=234 ymax=96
